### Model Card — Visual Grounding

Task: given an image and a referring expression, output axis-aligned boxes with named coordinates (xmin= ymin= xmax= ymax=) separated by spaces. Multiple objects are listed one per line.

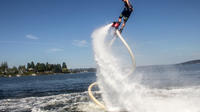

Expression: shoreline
xmin=0 ymin=71 xmax=95 ymax=78
xmin=0 ymin=72 xmax=72 ymax=78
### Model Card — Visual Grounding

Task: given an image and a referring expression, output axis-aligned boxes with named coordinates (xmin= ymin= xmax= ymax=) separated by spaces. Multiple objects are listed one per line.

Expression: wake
xmin=91 ymin=24 xmax=200 ymax=112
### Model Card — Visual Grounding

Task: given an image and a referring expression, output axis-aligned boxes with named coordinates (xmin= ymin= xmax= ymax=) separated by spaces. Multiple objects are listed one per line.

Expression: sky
xmin=0 ymin=0 xmax=200 ymax=68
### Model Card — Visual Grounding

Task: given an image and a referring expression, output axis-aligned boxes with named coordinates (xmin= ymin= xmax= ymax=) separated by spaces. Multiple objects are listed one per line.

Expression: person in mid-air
xmin=112 ymin=0 xmax=133 ymax=33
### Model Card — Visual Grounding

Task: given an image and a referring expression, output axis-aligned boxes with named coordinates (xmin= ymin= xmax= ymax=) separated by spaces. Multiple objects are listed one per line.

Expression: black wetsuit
xmin=119 ymin=1 xmax=133 ymax=22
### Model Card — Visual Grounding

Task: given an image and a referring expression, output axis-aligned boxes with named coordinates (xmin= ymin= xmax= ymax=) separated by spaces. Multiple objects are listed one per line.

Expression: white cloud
xmin=47 ymin=48 xmax=64 ymax=53
xmin=26 ymin=34 xmax=39 ymax=40
xmin=72 ymin=40 xmax=88 ymax=47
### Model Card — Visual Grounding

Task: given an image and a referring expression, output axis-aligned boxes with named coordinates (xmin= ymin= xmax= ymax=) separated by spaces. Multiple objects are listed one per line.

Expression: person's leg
xmin=119 ymin=9 xmax=132 ymax=33
xmin=118 ymin=17 xmax=122 ymax=23
xmin=119 ymin=21 xmax=126 ymax=33
xmin=119 ymin=9 xmax=125 ymax=24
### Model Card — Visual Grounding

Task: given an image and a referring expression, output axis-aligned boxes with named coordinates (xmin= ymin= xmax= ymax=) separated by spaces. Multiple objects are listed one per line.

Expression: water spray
xmin=88 ymin=25 xmax=136 ymax=110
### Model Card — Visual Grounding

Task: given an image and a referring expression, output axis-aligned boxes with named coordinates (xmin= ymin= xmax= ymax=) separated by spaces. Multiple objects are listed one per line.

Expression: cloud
xmin=26 ymin=34 xmax=39 ymax=40
xmin=47 ymin=48 xmax=64 ymax=53
xmin=72 ymin=40 xmax=88 ymax=47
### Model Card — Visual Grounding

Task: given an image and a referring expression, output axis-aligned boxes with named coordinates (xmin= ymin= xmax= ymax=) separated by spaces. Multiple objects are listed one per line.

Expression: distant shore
xmin=1 ymin=72 xmax=67 ymax=78
xmin=0 ymin=61 xmax=96 ymax=78
xmin=0 ymin=68 xmax=96 ymax=78
xmin=177 ymin=60 xmax=200 ymax=65
xmin=1 ymin=60 xmax=199 ymax=78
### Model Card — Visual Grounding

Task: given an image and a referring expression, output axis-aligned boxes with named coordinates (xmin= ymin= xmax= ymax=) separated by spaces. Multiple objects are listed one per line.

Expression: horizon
xmin=1 ymin=59 xmax=200 ymax=69
xmin=0 ymin=0 xmax=200 ymax=68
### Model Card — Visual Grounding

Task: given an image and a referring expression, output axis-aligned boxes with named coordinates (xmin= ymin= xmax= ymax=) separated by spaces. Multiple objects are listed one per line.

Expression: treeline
xmin=0 ymin=61 xmax=70 ymax=77
xmin=70 ymin=68 xmax=96 ymax=73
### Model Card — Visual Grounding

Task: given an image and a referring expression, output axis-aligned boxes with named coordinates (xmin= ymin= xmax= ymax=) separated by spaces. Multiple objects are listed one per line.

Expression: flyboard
xmin=88 ymin=22 xmax=136 ymax=110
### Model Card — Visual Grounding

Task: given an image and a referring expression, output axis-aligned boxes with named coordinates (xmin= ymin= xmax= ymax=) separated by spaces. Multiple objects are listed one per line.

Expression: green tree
xmin=12 ymin=66 xmax=18 ymax=74
xmin=40 ymin=63 xmax=46 ymax=72
xmin=18 ymin=65 xmax=26 ymax=74
xmin=58 ymin=64 xmax=62 ymax=71
xmin=46 ymin=64 xmax=54 ymax=72
xmin=8 ymin=66 xmax=18 ymax=75
xmin=52 ymin=64 xmax=62 ymax=73
xmin=27 ymin=62 xmax=31 ymax=70
xmin=0 ymin=65 xmax=1 ymax=75
xmin=35 ymin=63 xmax=39 ymax=72
xmin=62 ymin=62 xmax=69 ymax=73
xmin=1 ymin=62 xmax=8 ymax=74
xmin=1 ymin=62 xmax=8 ymax=71
xmin=62 ymin=62 xmax=67 ymax=69
xmin=46 ymin=62 xmax=51 ymax=71
xmin=30 ymin=61 xmax=35 ymax=69
xmin=36 ymin=63 xmax=46 ymax=72
xmin=62 ymin=68 xmax=69 ymax=73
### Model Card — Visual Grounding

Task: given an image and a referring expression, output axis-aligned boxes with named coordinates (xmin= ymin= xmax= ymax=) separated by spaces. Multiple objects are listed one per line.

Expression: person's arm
xmin=125 ymin=0 xmax=132 ymax=9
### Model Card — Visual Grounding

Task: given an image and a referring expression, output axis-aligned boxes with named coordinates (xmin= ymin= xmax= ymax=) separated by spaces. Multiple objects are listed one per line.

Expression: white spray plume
xmin=91 ymin=24 xmax=200 ymax=112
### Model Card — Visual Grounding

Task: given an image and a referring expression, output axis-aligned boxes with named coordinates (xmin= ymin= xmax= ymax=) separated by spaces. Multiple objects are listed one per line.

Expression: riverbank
xmin=0 ymin=72 xmax=71 ymax=78
xmin=0 ymin=68 xmax=96 ymax=78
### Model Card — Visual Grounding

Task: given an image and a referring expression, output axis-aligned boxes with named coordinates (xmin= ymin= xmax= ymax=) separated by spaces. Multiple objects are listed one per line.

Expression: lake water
xmin=0 ymin=64 xmax=200 ymax=112
xmin=0 ymin=73 xmax=96 ymax=99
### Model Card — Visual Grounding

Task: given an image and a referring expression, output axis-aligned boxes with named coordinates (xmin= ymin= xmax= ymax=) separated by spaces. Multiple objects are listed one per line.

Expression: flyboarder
xmin=112 ymin=0 xmax=133 ymax=33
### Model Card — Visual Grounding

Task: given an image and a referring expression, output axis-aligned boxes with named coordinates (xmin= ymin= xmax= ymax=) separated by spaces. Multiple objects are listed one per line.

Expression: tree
xmin=1 ymin=62 xmax=8 ymax=74
xmin=52 ymin=64 xmax=62 ymax=73
xmin=39 ymin=63 xmax=46 ymax=72
xmin=62 ymin=62 xmax=67 ymax=69
xmin=58 ymin=64 xmax=62 ymax=71
xmin=18 ymin=65 xmax=26 ymax=74
xmin=9 ymin=66 xmax=18 ymax=75
xmin=62 ymin=68 xmax=70 ymax=73
xmin=30 ymin=61 xmax=35 ymax=69
xmin=46 ymin=62 xmax=51 ymax=71
xmin=12 ymin=66 xmax=18 ymax=74
xmin=27 ymin=62 xmax=31 ymax=70
xmin=36 ymin=63 xmax=46 ymax=72
xmin=0 ymin=66 xmax=1 ymax=74
xmin=62 ymin=62 xmax=69 ymax=73
xmin=49 ymin=64 xmax=54 ymax=71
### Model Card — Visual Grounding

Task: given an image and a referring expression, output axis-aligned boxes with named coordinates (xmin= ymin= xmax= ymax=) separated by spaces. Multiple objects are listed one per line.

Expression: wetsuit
xmin=119 ymin=1 xmax=133 ymax=22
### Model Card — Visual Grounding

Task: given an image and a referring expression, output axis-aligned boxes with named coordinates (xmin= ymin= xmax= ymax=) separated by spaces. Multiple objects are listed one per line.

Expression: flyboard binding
xmin=111 ymin=21 xmax=122 ymax=36
xmin=112 ymin=21 xmax=121 ymax=29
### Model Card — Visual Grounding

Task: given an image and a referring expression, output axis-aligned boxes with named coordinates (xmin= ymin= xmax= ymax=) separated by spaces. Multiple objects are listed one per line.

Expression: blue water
xmin=1 ymin=64 xmax=200 ymax=100
xmin=136 ymin=64 xmax=200 ymax=88
xmin=0 ymin=64 xmax=200 ymax=112
xmin=0 ymin=73 xmax=96 ymax=99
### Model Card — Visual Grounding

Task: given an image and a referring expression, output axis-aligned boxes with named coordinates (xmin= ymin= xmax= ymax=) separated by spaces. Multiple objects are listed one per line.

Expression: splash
xmin=91 ymin=24 xmax=200 ymax=112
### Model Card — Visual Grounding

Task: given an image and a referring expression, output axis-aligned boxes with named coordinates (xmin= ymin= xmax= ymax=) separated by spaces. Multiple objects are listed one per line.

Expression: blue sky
xmin=0 ymin=0 xmax=200 ymax=68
